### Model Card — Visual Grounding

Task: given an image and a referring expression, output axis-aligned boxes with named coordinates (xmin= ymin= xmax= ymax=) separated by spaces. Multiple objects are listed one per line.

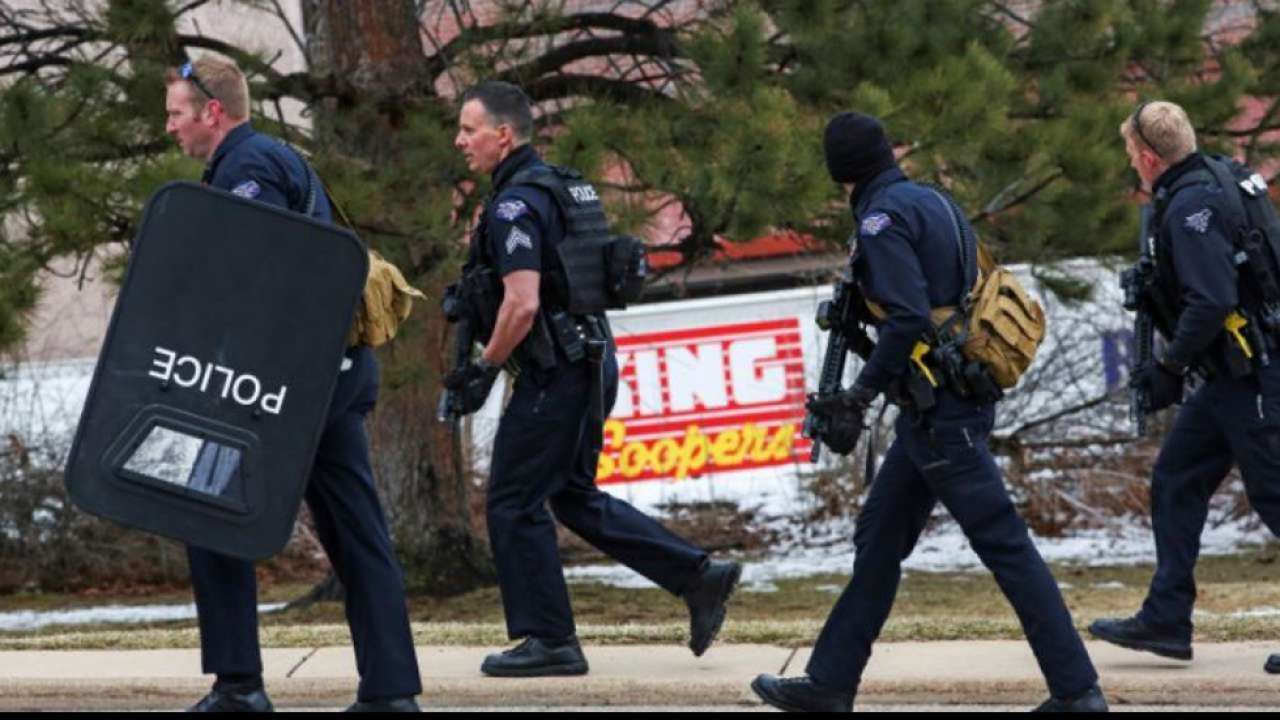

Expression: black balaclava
xmin=823 ymin=112 xmax=896 ymax=186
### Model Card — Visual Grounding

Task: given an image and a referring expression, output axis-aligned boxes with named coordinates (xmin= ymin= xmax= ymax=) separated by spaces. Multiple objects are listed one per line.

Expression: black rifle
xmin=805 ymin=275 xmax=876 ymax=462
xmin=1122 ymin=205 xmax=1156 ymax=437
xmin=437 ymin=283 xmax=476 ymax=423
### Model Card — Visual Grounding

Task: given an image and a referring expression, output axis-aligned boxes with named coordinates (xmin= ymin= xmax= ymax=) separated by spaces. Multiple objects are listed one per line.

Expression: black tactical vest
xmin=508 ymin=165 xmax=614 ymax=314
xmin=1154 ymin=154 xmax=1280 ymax=335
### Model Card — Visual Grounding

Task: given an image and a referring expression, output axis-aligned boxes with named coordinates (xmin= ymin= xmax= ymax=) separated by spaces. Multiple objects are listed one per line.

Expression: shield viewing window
xmin=114 ymin=422 xmax=251 ymax=514
xmin=121 ymin=426 xmax=243 ymax=499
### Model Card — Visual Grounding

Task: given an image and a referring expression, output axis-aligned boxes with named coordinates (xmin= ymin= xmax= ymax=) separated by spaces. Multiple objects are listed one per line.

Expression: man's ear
xmin=201 ymin=99 xmax=224 ymax=127
xmin=498 ymin=123 xmax=518 ymax=151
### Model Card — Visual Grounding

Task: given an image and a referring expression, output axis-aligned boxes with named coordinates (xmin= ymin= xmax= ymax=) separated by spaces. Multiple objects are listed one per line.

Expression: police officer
xmin=750 ymin=113 xmax=1105 ymax=713
xmin=163 ymin=56 xmax=422 ymax=712
xmin=1090 ymin=101 xmax=1280 ymax=673
xmin=449 ymin=80 xmax=740 ymax=676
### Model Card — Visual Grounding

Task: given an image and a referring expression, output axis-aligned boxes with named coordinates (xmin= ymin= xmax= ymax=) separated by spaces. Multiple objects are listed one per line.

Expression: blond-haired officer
xmin=164 ymin=56 xmax=422 ymax=712
xmin=1092 ymin=101 xmax=1280 ymax=675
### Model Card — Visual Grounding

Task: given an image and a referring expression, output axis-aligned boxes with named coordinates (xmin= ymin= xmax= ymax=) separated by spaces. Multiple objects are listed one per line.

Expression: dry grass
xmin=3 ymin=549 xmax=1280 ymax=650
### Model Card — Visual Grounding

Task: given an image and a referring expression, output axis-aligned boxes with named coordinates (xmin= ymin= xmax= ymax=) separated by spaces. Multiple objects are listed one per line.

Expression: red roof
xmin=646 ymin=231 xmax=824 ymax=270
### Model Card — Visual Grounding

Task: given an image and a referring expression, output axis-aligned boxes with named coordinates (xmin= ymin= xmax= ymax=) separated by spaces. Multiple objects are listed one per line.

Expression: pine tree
xmin=3 ymin=0 xmax=1280 ymax=591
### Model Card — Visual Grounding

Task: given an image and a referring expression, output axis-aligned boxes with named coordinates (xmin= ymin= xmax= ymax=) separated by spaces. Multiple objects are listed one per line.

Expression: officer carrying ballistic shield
xmin=1090 ymin=101 xmax=1280 ymax=675
xmin=159 ymin=56 xmax=421 ymax=713
xmin=750 ymin=113 xmax=1105 ymax=713
xmin=446 ymin=80 xmax=741 ymax=677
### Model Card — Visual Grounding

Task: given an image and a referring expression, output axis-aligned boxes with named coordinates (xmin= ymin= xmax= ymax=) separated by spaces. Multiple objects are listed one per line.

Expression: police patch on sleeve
xmin=496 ymin=200 xmax=529 ymax=222
xmin=1184 ymin=208 xmax=1213 ymax=234
xmin=231 ymin=180 xmax=261 ymax=199
xmin=505 ymin=227 xmax=534 ymax=255
xmin=860 ymin=212 xmax=892 ymax=237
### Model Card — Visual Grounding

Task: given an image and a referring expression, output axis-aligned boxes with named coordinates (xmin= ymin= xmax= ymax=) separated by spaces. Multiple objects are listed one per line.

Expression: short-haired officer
xmin=1091 ymin=101 xmax=1280 ymax=673
xmin=164 ymin=56 xmax=421 ymax=712
xmin=750 ymin=113 xmax=1105 ymax=713
xmin=449 ymin=80 xmax=740 ymax=677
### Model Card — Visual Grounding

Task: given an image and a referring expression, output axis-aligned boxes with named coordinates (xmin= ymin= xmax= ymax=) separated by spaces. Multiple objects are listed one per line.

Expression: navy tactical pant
xmin=806 ymin=392 xmax=1097 ymax=700
xmin=1138 ymin=365 xmax=1280 ymax=640
xmin=487 ymin=350 xmax=708 ymax=640
xmin=187 ymin=347 xmax=422 ymax=701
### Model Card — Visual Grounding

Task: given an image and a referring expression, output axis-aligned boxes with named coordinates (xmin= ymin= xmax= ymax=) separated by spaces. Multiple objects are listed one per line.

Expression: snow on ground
xmin=564 ymin=515 xmax=1274 ymax=591
xmin=0 ymin=602 xmax=285 ymax=632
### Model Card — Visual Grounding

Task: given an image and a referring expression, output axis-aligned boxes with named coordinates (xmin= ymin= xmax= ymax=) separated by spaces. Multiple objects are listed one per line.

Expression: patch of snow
xmin=566 ymin=515 xmax=1273 ymax=589
xmin=0 ymin=602 xmax=285 ymax=632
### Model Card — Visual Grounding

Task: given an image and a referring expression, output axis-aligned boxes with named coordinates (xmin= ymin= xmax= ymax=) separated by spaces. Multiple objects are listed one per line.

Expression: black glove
xmin=806 ymin=384 xmax=876 ymax=455
xmin=443 ymin=359 xmax=501 ymax=416
xmin=1131 ymin=359 xmax=1183 ymax=413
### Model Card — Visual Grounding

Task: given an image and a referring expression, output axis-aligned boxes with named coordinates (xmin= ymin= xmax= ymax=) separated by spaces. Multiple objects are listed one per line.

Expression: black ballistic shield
xmin=65 ymin=182 xmax=368 ymax=560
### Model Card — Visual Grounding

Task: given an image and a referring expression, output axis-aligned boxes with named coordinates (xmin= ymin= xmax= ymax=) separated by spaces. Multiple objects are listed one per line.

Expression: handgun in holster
xmin=583 ymin=315 xmax=609 ymax=433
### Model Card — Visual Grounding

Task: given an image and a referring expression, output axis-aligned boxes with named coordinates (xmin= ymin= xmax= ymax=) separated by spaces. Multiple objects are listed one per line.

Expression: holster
xmin=583 ymin=316 xmax=609 ymax=438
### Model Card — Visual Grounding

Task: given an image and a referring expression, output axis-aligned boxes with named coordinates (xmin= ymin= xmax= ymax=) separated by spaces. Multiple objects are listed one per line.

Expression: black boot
xmin=750 ymin=674 xmax=854 ymax=713
xmin=187 ymin=686 xmax=274 ymax=713
xmin=344 ymin=697 xmax=421 ymax=712
xmin=480 ymin=636 xmax=589 ymax=677
xmin=682 ymin=559 xmax=742 ymax=657
xmin=1087 ymin=614 xmax=1192 ymax=660
xmin=1033 ymin=684 xmax=1109 ymax=713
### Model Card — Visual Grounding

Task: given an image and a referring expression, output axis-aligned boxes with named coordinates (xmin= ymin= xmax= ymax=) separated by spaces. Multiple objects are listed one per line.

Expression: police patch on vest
xmin=568 ymin=184 xmax=599 ymax=203
xmin=860 ymin=212 xmax=892 ymax=237
xmin=231 ymin=180 xmax=261 ymax=199
xmin=1184 ymin=208 xmax=1213 ymax=234
xmin=506 ymin=227 xmax=533 ymax=255
xmin=496 ymin=200 xmax=529 ymax=222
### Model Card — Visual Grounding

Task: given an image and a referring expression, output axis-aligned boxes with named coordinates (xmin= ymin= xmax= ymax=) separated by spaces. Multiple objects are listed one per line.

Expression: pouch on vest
xmin=64 ymin=182 xmax=368 ymax=560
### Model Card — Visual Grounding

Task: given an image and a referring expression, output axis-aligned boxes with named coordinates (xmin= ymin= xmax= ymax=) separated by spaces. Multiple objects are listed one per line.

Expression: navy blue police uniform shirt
xmin=202 ymin=123 xmax=332 ymax=224
xmin=849 ymin=167 xmax=969 ymax=394
xmin=478 ymin=144 xmax=563 ymax=279
xmin=1151 ymin=152 xmax=1239 ymax=370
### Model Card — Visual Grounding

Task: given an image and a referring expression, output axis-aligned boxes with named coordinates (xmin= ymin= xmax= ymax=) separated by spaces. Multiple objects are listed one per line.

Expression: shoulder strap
xmin=508 ymin=164 xmax=577 ymax=208
xmin=925 ymin=187 xmax=978 ymax=311
xmin=1200 ymin=156 xmax=1250 ymax=237
xmin=282 ymin=141 xmax=358 ymax=228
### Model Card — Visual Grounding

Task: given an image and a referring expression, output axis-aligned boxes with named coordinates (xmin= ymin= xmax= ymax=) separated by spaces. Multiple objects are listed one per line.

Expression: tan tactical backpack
xmin=345 ymin=250 xmax=427 ymax=348
xmin=945 ymin=243 xmax=1045 ymax=389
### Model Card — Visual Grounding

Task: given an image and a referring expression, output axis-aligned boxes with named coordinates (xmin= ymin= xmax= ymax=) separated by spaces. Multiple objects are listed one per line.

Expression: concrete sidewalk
xmin=0 ymin=641 xmax=1277 ymax=710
